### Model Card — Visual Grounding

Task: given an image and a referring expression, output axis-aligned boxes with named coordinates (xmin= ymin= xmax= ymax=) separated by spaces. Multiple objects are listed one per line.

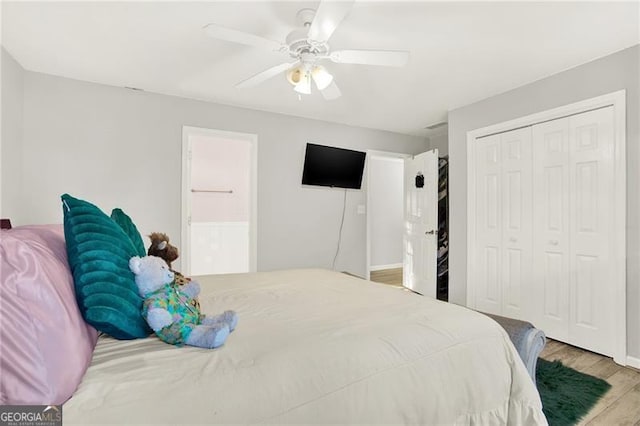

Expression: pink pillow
xmin=0 ymin=225 xmax=98 ymax=404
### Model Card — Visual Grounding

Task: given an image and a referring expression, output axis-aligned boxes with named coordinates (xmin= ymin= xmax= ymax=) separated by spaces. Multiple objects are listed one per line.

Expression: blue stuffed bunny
xmin=129 ymin=255 xmax=238 ymax=348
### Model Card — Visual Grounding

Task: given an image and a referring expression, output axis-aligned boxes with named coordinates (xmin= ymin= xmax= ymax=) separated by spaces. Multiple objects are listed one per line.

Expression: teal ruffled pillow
xmin=110 ymin=208 xmax=146 ymax=257
xmin=62 ymin=194 xmax=151 ymax=339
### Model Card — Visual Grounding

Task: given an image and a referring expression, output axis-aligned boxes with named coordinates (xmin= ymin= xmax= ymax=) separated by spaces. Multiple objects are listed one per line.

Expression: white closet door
xmin=567 ymin=107 xmax=615 ymax=356
xmin=475 ymin=129 xmax=532 ymax=316
xmin=475 ymin=134 xmax=502 ymax=314
xmin=532 ymin=118 xmax=571 ymax=342
xmin=469 ymin=96 xmax=623 ymax=359
xmin=531 ymin=106 xmax=616 ymax=355
xmin=501 ymin=128 xmax=532 ymax=320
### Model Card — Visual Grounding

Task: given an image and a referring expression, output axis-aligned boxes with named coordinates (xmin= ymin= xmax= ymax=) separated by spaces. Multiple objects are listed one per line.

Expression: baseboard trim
xmin=370 ymin=263 xmax=403 ymax=272
xmin=627 ymin=356 xmax=640 ymax=369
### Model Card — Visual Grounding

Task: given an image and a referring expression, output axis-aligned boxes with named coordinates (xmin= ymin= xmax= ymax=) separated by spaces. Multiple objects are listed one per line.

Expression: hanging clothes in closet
xmin=437 ymin=156 xmax=449 ymax=301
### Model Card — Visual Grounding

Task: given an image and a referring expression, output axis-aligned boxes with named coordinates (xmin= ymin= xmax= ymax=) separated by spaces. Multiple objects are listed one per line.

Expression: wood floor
xmin=370 ymin=267 xmax=640 ymax=425
xmin=370 ymin=267 xmax=403 ymax=286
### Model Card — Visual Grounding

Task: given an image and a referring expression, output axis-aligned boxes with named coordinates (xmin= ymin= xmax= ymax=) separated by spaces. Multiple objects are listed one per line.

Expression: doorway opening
xmin=181 ymin=126 xmax=258 ymax=276
xmin=366 ymin=151 xmax=409 ymax=286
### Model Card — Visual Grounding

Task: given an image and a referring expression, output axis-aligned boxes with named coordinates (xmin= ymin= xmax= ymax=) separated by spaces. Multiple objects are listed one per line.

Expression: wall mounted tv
xmin=301 ymin=143 xmax=366 ymax=190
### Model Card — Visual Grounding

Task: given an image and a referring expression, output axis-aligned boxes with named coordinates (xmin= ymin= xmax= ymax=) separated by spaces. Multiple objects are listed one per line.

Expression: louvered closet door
xmin=532 ymin=119 xmax=571 ymax=342
xmin=475 ymin=128 xmax=532 ymax=316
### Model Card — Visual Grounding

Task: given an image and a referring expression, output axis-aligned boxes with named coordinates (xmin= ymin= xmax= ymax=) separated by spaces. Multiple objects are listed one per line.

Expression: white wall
xmin=16 ymin=70 xmax=428 ymax=277
xmin=448 ymin=44 xmax=640 ymax=358
xmin=369 ymin=156 xmax=404 ymax=268
xmin=1 ymin=48 xmax=24 ymax=220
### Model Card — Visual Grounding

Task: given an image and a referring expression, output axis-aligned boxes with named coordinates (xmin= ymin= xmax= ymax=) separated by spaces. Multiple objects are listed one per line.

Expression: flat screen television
xmin=301 ymin=143 xmax=366 ymax=190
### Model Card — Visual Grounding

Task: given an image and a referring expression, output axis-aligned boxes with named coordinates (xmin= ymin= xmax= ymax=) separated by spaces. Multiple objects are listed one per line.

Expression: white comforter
xmin=65 ymin=269 xmax=546 ymax=425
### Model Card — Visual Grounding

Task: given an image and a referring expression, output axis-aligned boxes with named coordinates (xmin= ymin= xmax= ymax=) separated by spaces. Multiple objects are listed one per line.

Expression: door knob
xmin=549 ymin=240 xmax=559 ymax=246
xmin=509 ymin=237 xmax=517 ymax=243
xmin=425 ymin=230 xmax=437 ymax=235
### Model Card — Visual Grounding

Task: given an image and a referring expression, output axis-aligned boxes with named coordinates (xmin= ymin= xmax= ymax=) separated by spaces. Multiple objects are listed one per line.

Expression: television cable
xmin=332 ymin=188 xmax=348 ymax=270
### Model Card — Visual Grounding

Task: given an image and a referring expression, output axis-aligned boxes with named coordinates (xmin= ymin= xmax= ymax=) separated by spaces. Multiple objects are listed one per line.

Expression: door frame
xmin=466 ymin=90 xmax=627 ymax=364
xmin=365 ymin=150 xmax=411 ymax=281
xmin=181 ymin=125 xmax=258 ymax=276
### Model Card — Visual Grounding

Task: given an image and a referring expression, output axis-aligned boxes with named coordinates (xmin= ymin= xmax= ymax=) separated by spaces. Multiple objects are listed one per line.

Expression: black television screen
xmin=302 ymin=143 xmax=366 ymax=189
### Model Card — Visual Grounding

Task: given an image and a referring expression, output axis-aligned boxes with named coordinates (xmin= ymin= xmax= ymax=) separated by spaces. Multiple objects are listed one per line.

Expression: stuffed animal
xmin=129 ymin=255 xmax=238 ymax=349
xmin=147 ymin=232 xmax=179 ymax=267
xmin=147 ymin=232 xmax=200 ymax=311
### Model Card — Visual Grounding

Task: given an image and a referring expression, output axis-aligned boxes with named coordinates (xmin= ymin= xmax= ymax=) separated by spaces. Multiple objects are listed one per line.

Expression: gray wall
xmin=1 ymin=48 xmax=24 ymax=219
xmin=448 ymin=45 xmax=640 ymax=357
xmin=17 ymin=70 xmax=427 ymax=277
xmin=428 ymin=132 xmax=449 ymax=156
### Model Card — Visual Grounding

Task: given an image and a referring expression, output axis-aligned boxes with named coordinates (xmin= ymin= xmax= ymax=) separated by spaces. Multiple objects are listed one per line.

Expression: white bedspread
xmin=64 ymin=269 xmax=546 ymax=425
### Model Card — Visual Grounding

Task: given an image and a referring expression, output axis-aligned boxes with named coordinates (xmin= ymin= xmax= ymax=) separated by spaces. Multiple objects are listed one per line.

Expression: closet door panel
xmin=474 ymin=134 xmax=502 ymax=314
xmin=568 ymin=106 xmax=615 ymax=356
xmin=501 ymin=128 xmax=532 ymax=320
xmin=543 ymin=252 xmax=564 ymax=319
xmin=532 ymin=119 xmax=570 ymax=342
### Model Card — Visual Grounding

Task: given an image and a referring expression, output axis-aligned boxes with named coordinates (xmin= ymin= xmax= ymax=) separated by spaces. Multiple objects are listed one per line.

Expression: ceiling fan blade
xmin=203 ymin=23 xmax=286 ymax=52
xmin=307 ymin=0 xmax=355 ymax=42
xmin=320 ymin=80 xmax=342 ymax=100
xmin=330 ymin=49 xmax=410 ymax=67
xmin=235 ymin=62 xmax=297 ymax=89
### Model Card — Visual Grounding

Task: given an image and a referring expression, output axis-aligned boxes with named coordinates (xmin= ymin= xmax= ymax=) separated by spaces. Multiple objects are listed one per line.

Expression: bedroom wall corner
xmin=447 ymin=44 xmax=640 ymax=358
xmin=1 ymin=47 xmax=24 ymax=223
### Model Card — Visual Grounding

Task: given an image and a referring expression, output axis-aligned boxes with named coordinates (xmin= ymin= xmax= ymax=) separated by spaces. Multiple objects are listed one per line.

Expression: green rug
xmin=536 ymin=359 xmax=611 ymax=426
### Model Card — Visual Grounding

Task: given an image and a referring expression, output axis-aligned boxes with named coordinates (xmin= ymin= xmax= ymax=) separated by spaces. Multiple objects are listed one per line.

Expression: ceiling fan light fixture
xmin=287 ymin=66 xmax=303 ymax=85
xmin=311 ymin=65 xmax=333 ymax=90
xmin=293 ymin=71 xmax=312 ymax=95
xmin=204 ymin=1 xmax=408 ymax=102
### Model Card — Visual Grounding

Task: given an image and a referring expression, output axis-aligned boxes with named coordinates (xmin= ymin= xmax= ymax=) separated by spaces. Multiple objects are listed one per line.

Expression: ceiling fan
xmin=203 ymin=0 xmax=410 ymax=100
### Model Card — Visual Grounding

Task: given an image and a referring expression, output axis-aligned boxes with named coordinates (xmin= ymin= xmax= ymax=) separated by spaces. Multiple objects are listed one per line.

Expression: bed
xmin=1 ymin=224 xmax=546 ymax=424
xmin=63 ymin=269 xmax=546 ymax=425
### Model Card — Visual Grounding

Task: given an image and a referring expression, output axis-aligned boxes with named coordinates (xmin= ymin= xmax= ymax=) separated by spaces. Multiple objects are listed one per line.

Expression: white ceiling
xmin=3 ymin=1 xmax=639 ymax=136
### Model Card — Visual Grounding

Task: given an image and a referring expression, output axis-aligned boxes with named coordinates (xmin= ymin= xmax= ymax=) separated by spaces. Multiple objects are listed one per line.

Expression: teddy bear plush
xmin=147 ymin=232 xmax=200 ymax=312
xmin=129 ymin=255 xmax=238 ymax=349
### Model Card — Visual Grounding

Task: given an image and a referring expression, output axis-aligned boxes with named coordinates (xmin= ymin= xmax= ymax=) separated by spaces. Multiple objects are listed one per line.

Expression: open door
xmin=403 ymin=149 xmax=439 ymax=297
xmin=181 ymin=126 xmax=258 ymax=276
